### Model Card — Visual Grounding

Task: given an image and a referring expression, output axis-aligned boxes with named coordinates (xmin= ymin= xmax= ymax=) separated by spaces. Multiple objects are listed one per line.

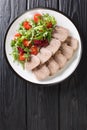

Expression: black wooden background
xmin=0 ymin=0 xmax=87 ymax=130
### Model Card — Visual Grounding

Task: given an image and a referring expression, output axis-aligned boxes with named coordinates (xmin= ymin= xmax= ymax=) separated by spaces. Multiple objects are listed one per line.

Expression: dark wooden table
xmin=0 ymin=0 xmax=87 ymax=130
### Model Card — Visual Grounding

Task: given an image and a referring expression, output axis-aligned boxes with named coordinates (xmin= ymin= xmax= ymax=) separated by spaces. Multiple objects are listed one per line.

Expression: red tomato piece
xmin=34 ymin=13 xmax=42 ymax=23
xmin=23 ymin=21 xmax=32 ymax=30
xmin=30 ymin=46 xmax=38 ymax=55
xmin=19 ymin=54 xmax=25 ymax=61
xmin=14 ymin=33 xmax=22 ymax=40
xmin=23 ymin=39 xmax=30 ymax=47
xmin=15 ymin=33 xmax=22 ymax=37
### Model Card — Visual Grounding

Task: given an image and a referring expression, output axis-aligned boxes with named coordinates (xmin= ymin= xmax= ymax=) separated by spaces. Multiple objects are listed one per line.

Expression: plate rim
xmin=4 ymin=7 xmax=82 ymax=86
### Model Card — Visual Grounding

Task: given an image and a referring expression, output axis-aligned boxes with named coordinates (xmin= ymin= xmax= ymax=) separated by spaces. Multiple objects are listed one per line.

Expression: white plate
xmin=5 ymin=8 xmax=82 ymax=85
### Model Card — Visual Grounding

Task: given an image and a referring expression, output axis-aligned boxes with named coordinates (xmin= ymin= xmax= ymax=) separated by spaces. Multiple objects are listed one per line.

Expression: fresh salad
xmin=11 ymin=13 xmax=57 ymax=65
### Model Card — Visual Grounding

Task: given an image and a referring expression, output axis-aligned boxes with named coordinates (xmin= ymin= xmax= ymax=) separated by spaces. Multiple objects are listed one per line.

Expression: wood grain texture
xmin=0 ymin=0 xmax=27 ymax=130
xmin=27 ymin=0 xmax=58 ymax=9
xmin=59 ymin=0 xmax=87 ymax=129
xmin=26 ymin=85 xmax=60 ymax=130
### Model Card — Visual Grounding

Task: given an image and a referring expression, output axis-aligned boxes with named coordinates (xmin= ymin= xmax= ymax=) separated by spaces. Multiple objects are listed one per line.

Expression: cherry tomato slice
xmin=23 ymin=39 xmax=30 ymax=47
xmin=15 ymin=33 xmax=22 ymax=37
xmin=14 ymin=33 xmax=22 ymax=40
xmin=30 ymin=46 xmax=38 ymax=55
xmin=23 ymin=21 xmax=32 ymax=30
xmin=34 ymin=13 xmax=42 ymax=23
xmin=19 ymin=54 xmax=25 ymax=61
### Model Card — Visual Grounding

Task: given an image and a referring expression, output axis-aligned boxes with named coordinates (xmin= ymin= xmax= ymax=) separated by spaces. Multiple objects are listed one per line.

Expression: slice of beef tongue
xmin=47 ymin=57 xmax=60 ymax=75
xmin=33 ymin=64 xmax=50 ymax=80
xmin=52 ymin=26 xmax=69 ymax=42
xmin=66 ymin=36 xmax=78 ymax=51
xmin=46 ymin=38 xmax=61 ymax=55
xmin=25 ymin=55 xmax=40 ymax=71
xmin=61 ymin=43 xmax=74 ymax=60
xmin=54 ymin=50 xmax=67 ymax=69
xmin=37 ymin=48 xmax=52 ymax=64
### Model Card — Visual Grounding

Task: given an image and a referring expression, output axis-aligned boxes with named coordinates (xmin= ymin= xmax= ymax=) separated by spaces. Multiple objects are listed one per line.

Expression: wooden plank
xmin=27 ymin=0 xmax=58 ymax=9
xmin=26 ymin=1 xmax=60 ymax=130
xmin=0 ymin=0 xmax=27 ymax=130
xmin=26 ymin=85 xmax=60 ymax=130
xmin=59 ymin=0 xmax=87 ymax=129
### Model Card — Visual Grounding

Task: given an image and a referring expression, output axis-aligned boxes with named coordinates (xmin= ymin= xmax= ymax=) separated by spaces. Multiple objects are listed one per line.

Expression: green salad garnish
xmin=11 ymin=13 xmax=57 ymax=66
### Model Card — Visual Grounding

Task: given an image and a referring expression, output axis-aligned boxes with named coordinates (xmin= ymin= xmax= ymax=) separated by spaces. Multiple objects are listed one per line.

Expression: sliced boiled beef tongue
xmin=52 ymin=26 xmax=69 ymax=42
xmin=33 ymin=64 xmax=50 ymax=80
xmin=46 ymin=38 xmax=61 ymax=55
xmin=37 ymin=48 xmax=52 ymax=64
xmin=66 ymin=36 xmax=78 ymax=51
xmin=54 ymin=50 xmax=67 ymax=69
xmin=61 ymin=43 xmax=74 ymax=60
xmin=47 ymin=57 xmax=60 ymax=75
xmin=25 ymin=55 xmax=40 ymax=71
xmin=25 ymin=25 xmax=78 ymax=80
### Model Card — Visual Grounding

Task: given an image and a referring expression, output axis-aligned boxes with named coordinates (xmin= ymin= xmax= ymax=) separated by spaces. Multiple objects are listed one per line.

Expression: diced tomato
xmin=46 ymin=22 xmax=53 ymax=28
xmin=14 ymin=33 xmax=22 ymax=37
xmin=34 ymin=13 xmax=42 ymax=23
xmin=14 ymin=33 xmax=22 ymax=40
xmin=23 ymin=21 xmax=32 ymax=30
xmin=19 ymin=54 xmax=25 ymax=61
xmin=30 ymin=46 xmax=38 ymax=55
xmin=23 ymin=39 xmax=30 ymax=47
